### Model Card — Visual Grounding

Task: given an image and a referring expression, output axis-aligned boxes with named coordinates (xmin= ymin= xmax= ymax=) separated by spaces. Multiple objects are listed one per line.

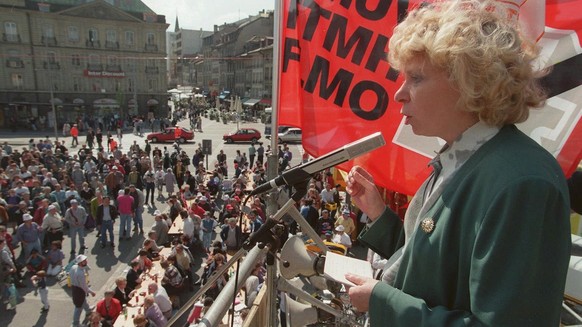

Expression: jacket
xmin=360 ymin=125 xmax=570 ymax=327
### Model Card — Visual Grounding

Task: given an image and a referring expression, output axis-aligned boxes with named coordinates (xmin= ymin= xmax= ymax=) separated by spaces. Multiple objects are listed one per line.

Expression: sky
xmin=141 ymin=0 xmax=275 ymax=32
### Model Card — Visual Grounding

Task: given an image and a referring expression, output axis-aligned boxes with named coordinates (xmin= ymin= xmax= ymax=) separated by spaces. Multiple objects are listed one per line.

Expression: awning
xmin=49 ymin=98 xmax=63 ymax=105
xmin=259 ymin=98 xmax=271 ymax=106
xmin=243 ymin=98 xmax=260 ymax=106
xmin=147 ymin=99 xmax=159 ymax=106
xmin=72 ymin=98 xmax=84 ymax=105
xmin=93 ymin=98 xmax=119 ymax=108
xmin=128 ymin=98 xmax=137 ymax=108
xmin=167 ymin=88 xmax=182 ymax=94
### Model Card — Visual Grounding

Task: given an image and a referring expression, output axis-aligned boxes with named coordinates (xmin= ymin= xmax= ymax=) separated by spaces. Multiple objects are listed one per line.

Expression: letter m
xmin=323 ymin=14 xmax=373 ymax=65
xmin=304 ymin=55 xmax=354 ymax=107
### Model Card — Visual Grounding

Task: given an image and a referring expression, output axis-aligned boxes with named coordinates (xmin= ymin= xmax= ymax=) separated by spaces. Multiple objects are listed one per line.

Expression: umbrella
xmin=167 ymin=88 xmax=182 ymax=94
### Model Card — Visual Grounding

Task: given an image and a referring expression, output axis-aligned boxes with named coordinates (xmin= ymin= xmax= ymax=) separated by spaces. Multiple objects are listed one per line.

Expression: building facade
xmin=196 ymin=10 xmax=274 ymax=104
xmin=0 ymin=0 xmax=168 ymax=129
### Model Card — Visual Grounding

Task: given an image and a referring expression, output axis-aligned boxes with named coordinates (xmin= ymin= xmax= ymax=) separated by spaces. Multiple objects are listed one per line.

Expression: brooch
xmin=420 ymin=217 xmax=435 ymax=234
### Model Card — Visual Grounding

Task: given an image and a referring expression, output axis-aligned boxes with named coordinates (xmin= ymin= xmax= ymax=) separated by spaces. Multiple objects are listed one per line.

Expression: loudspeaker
xmin=285 ymin=293 xmax=319 ymax=327
xmin=280 ymin=235 xmax=318 ymax=279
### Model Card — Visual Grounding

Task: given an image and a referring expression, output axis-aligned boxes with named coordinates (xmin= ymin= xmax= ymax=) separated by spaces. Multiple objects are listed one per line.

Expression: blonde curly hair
xmin=389 ymin=0 xmax=547 ymax=126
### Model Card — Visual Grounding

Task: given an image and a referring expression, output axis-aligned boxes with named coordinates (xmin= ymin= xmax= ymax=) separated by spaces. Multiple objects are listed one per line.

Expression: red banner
xmin=278 ymin=0 xmax=582 ymax=195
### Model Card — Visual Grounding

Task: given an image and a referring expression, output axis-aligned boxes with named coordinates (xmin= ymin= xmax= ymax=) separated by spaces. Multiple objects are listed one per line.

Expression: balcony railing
xmin=145 ymin=66 xmax=159 ymax=74
xmin=43 ymin=61 xmax=60 ymax=70
xmin=105 ymin=40 xmax=119 ymax=49
xmin=144 ymin=43 xmax=158 ymax=52
xmin=2 ymin=33 xmax=21 ymax=43
xmin=86 ymin=39 xmax=101 ymax=48
xmin=5 ymin=59 xmax=24 ymax=68
xmin=41 ymin=36 xmax=57 ymax=46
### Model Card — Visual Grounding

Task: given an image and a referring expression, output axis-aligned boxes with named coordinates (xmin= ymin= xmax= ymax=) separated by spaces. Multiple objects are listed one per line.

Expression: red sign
xmin=278 ymin=0 xmax=582 ymax=195
xmin=83 ymin=70 xmax=126 ymax=78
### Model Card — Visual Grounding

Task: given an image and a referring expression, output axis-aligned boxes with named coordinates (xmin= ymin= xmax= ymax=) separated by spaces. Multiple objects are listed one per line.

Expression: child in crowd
xmin=31 ymin=270 xmax=49 ymax=312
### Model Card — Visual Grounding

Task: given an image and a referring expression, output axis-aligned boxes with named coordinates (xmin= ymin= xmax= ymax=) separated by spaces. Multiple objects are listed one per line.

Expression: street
xmin=0 ymin=113 xmax=304 ymax=326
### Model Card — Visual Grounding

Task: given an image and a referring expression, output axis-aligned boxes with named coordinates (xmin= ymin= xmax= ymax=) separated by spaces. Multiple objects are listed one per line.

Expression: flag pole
xmin=265 ymin=0 xmax=284 ymax=326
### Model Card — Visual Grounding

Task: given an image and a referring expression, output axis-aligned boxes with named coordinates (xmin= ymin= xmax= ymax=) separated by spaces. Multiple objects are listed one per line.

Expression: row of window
xmin=8 ymin=72 xmax=160 ymax=93
xmin=3 ymin=21 xmax=157 ymax=47
xmin=4 ymin=50 xmax=162 ymax=70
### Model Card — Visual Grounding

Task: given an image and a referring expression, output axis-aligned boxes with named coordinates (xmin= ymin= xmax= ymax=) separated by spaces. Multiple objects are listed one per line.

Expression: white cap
xmin=118 ymin=190 xmax=124 ymax=195
xmin=75 ymin=255 xmax=87 ymax=264
xmin=23 ymin=213 xmax=33 ymax=221
xmin=154 ymin=210 xmax=161 ymax=216
xmin=335 ymin=225 xmax=345 ymax=232
xmin=200 ymin=196 xmax=207 ymax=202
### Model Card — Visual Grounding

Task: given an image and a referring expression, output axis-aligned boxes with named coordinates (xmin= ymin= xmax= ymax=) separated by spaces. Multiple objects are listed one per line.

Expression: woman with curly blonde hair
xmin=346 ymin=1 xmax=570 ymax=326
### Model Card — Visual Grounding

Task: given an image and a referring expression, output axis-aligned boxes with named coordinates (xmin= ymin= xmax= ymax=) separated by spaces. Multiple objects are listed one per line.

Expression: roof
xmin=26 ymin=0 xmax=156 ymax=14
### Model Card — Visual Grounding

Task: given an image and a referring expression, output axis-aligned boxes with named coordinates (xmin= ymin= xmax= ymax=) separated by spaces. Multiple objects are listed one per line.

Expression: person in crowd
xmin=134 ymin=249 xmax=153 ymax=273
xmin=70 ymin=255 xmax=95 ymax=327
xmin=151 ymin=210 xmax=169 ymax=246
xmin=95 ymin=290 xmax=122 ymax=325
xmin=113 ymin=277 xmax=134 ymax=307
xmin=164 ymin=167 xmax=177 ymax=198
xmin=345 ymin=2 xmax=571 ymax=326
xmin=41 ymin=204 xmax=64 ymax=246
xmin=332 ymin=225 xmax=352 ymax=249
xmin=25 ymin=248 xmax=47 ymax=274
xmin=143 ymin=167 xmax=156 ymax=206
xmin=143 ymin=295 xmax=168 ymax=327
xmin=160 ymin=258 xmax=183 ymax=296
xmin=16 ymin=213 xmax=42 ymax=259
xmin=96 ymin=195 xmax=118 ymax=248
xmin=334 ymin=208 xmax=356 ymax=240
xmin=220 ymin=218 xmax=242 ymax=253
xmin=116 ymin=188 xmax=134 ymax=241
xmin=46 ymin=240 xmax=64 ymax=276
xmin=147 ymin=282 xmax=173 ymax=320
xmin=64 ymin=199 xmax=87 ymax=255
xmin=126 ymin=261 xmax=143 ymax=293
xmin=128 ymin=184 xmax=145 ymax=234
xmin=30 ymin=269 xmax=50 ymax=313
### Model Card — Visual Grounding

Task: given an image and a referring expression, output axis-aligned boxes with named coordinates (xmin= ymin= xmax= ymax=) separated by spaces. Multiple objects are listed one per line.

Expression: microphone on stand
xmin=250 ymin=132 xmax=386 ymax=195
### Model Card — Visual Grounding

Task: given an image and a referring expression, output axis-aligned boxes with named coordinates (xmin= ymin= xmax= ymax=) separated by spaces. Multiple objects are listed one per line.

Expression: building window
xmin=145 ymin=32 xmax=157 ymax=51
xmin=127 ymin=78 xmax=134 ymax=92
xmin=73 ymin=77 xmax=82 ymax=91
xmin=88 ymin=54 xmax=101 ymax=70
xmin=107 ymin=56 xmax=120 ymax=71
xmin=4 ymin=22 xmax=19 ymax=42
xmin=44 ymin=51 xmax=60 ymax=69
xmin=71 ymin=54 xmax=81 ymax=67
xmin=6 ymin=49 xmax=24 ymax=68
xmin=125 ymin=31 xmax=134 ymax=47
xmin=42 ymin=25 xmax=57 ymax=46
xmin=11 ymin=73 xmax=23 ymax=89
xmin=87 ymin=28 xmax=99 ymax=48
xmin=125 ymin=58 xmax=135 ymax=72
xmin=68 ymin=26 xmax=79 ymax=43
xmin=106 ymin=30 xmax=118 ymax=49
xmin=146 ymin=33 xmax=154 ymax=45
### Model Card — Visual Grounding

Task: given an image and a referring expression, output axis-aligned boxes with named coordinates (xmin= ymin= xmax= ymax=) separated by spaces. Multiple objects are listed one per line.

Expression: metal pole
xmin=167 ymin=248 xmax=247 ymax=326
xmin=195 ymin=245 xmax=269 ymax=327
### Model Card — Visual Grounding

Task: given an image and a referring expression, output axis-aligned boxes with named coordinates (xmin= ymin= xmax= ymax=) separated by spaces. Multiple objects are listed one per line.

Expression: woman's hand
xmin=345 ymin=273 xmax=379 ymax=312
xmin=346 ymin=166 xmax=385 ymax=221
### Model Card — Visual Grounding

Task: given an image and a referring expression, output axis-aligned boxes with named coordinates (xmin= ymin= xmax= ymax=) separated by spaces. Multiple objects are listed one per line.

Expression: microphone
xmin=250 ymin=132 xmax=386 ymax=195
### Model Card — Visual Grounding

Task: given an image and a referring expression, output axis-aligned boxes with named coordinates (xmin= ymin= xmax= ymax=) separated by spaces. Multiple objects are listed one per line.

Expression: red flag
xmin=278 ymin=0 xmax=582 ymax=195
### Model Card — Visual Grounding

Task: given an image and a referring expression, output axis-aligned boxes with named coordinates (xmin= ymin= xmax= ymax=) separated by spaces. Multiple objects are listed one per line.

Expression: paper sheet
xmin=323 ymin=251 xmax=373 ymax=287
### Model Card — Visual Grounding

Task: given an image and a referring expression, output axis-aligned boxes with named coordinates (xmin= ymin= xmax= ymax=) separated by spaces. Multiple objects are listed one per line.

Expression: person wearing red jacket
xmin=70 ymin=124 xmax=79 ymax=147
xmin=95 ymin=290 xmax=122 ymax=324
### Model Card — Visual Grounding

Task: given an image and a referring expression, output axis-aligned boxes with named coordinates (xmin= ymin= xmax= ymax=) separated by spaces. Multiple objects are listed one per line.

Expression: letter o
xmin=349 ymin=80 xmax=388 ymax=120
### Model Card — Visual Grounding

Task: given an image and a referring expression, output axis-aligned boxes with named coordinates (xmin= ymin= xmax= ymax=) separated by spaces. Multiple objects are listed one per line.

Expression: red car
xmin=223 ymin=128 xmax=261 ymax=144
xmin=147 ymin=127 xmax=194 ymax=143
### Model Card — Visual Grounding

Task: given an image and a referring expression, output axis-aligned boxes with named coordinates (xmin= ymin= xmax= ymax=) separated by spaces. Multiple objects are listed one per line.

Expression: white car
xmin=278 ymin=128 xmax=302 ymax=143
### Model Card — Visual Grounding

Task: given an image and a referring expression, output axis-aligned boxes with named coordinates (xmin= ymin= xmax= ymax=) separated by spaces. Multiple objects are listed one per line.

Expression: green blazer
xmin=359 ymin=125 xmax=571 ymax=326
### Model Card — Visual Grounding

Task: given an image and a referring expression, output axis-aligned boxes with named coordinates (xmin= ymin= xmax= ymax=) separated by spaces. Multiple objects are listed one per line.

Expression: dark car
xmin=223 ymin=128 xmax=261 ymax=144
xmin=147 ymin=127 xmax=194 ymax=143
